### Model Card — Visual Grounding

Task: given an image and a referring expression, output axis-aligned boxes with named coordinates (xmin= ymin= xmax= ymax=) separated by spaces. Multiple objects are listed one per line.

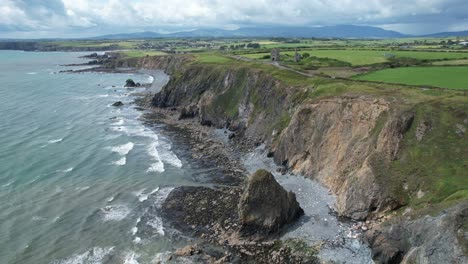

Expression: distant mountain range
xmin=421 ymin=30 xmax=468 ymax=38
xmin=91 ymin=25 xmax=406 ymax=39
xmin=89 ymin=25 xmax=468 ymax=40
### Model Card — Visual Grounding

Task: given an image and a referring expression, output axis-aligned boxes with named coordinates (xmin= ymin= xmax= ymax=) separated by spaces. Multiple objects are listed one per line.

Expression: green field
xmin=242 ymin=50 xmax=468 ymax=65
xmin=354 ymin=66 xmax=468 ymax=89
xmin=120 ymin=50 xmax=167 ymax=57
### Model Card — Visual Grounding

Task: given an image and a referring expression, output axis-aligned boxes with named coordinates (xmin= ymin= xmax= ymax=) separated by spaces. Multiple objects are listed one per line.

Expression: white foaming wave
xmin=52 ymin=247 xmax=114 ymax=264
xmin=131 ymin=227 xmax=138 ymax=236
xmin=76 ymin=186 xmax=90 ymax=192
xmin=160 ymin=151 xmax=182 ymax=168
xmin=136 ymin=187 xmax=160 ymax=202
xmin=110 ymin=142 xmax=134 ymax=156
xmin=59 ymin=167 xmax=74 ymax=173
xmin=112 ymin=118 xmax=125 ymax=126
xmin=100 ymin=205 xmax=131 ymax=221
xmin=147 ymin=216 xmax=164 ymax=236
xmin=32 ymin=216 xmax=47 ymax=221
xmin=154 ymin=187 xmax=175 ymax=209
xmin=147 ymin=75 xmax=154 ymax=83
xmin=133 ymin=237 xmax=142 ymax=244
xmin=48 ymin=138 xmax=63 ymax=144
xmin=1 ymin=181 xmax=13 ymax=187
xmin=147 ymin=142 xmax=164 ymax=173
xmin=112 ymin=157 xmax=126 ymax=166
xmin=123 ymin=251 xmax=140 ymax=264
xmin=96 ymin=94 xmax=110 ymax=98
xmin=107 ymin=196 xmax=115 ymax=203
xmin=26 ymin=72 xmax=37 ymax=75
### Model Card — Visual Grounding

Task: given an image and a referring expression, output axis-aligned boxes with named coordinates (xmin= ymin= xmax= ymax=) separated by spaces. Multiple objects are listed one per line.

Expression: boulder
xmin=238 ymin=169 xmax=303 ymax=235
xmin=112 ymin=101 xmax=124 ymax=107
xmin=125 ymin=79 xmax=137 ymax=87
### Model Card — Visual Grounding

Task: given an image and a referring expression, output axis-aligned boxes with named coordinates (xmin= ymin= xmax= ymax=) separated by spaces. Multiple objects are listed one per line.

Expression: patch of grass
xmin=242 ymin=49 xmax=468 ymax=66
xmin=432 ymin=59 xmax=468 ymax=65
xmin=120 ymin=50 xmax=167 ymax=58
xmin=373 ymin=102 xmax=468 ymax=206
xmin=354 ymin=66 xmax=468 ymax=90
xmin=194 ymin=53 xmax=235 ymax=64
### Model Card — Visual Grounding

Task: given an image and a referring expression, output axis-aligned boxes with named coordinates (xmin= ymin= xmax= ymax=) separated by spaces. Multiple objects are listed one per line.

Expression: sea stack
xmin=238 ymin=169 xmax=303 ymax=236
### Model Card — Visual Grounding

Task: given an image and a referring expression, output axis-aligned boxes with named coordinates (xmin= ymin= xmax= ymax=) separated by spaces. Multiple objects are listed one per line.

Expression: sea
xmin=0 ymin=50 xmax=372 ymax=264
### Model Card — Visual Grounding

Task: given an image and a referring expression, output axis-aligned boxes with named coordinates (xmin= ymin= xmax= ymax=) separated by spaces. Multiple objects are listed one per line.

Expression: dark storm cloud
xmin=0 ymin=0 xmax=467 ymax=38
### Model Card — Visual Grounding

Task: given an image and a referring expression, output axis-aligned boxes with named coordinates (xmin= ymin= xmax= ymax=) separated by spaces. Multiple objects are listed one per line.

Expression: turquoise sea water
xmin=0 ymin=51 xmax=201 ymax=263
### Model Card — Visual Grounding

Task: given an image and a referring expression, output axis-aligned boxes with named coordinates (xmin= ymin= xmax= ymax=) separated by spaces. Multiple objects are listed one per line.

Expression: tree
xmin=302 ymin=52 xmax=310 ymax=58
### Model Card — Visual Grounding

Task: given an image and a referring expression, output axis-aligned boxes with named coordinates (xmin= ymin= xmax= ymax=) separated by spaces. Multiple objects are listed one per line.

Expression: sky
xmin=0 ymin=0 xmax=467 ymax=38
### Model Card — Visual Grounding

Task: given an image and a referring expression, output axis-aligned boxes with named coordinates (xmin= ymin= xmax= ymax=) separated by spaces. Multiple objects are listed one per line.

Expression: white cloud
xmin=0 ymin=0 xmax=467 ymax=37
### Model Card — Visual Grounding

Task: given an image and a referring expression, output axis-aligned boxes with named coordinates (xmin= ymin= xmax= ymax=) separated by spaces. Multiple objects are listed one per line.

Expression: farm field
xmin=353 ymin=66 xmax=468 ymax=90
xmin=120 ymin=50 xmax=167 ymax=57
xmin=242 ymin=49 xmax=468 ymax=65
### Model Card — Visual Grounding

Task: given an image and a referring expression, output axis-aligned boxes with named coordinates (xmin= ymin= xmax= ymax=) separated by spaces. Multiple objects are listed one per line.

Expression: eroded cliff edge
xmin=107 ymin=55 xmax=467 ymax=263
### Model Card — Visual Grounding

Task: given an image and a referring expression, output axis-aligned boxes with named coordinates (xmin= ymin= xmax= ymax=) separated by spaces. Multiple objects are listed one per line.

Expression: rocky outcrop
xmin=238 ymin=170 xmax=303 ymax=235
xmin=111 ymin=101 xmax=124 ymax=106
xmin=104 ymin=55 xmax=192 ymax=75
xmin=365 ymin=201 xmax=468 ymax=264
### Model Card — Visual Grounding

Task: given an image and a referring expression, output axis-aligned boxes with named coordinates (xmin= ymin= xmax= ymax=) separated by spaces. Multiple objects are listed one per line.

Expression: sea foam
xmin=110 ymin=142 xmax=134 ymax=156
xmin=100 ymin=205 xmax=131 ymax=221
xmin=52 ymin=247 xmax=114 ymax=264
xmin=48 ymin=138 xmax=63 ymax=144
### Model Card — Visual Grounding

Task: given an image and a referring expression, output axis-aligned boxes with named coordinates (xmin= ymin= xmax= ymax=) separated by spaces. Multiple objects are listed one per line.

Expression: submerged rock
xmin=238 ymin=169 xmax=303 ymax=235
xmin=112 ymin=101 xmax=124 ymax=107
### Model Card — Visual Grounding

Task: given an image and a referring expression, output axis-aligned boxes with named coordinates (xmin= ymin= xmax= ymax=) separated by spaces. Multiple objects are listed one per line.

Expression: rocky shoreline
xmin=133 ymin=89 xmax=322 ymax=263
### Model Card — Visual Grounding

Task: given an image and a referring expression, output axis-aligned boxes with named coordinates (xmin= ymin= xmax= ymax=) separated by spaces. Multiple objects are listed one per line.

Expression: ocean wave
xmin=51 ymin=247 xmax=114 ymax=264
xmin=110 ymin=142 xmax=134 ymax=156
xmin=75 ymin=186 xmax=90 ymax=192
xmin=154 ymin=187 xmax=175 ymax=209
xmin=112 ymin=157 xmax=126 ymax=166
xmin=123 ymin=251 xmax=140 ymax=264
xmin=58 ymin=167 xmax=74 ymax=173
xmin=26 ymin=72 xmax=37 ymax=75
xmin=107 ymin=196 xmax=115 ymax=203
xmin=160 ymin=151 xmax=183 ymax=168
xmin=1 ymin=181 xmax=13 ymax=187
xmin=135 ymin=187 xmax=160 ymax=202
xmin=147 ymin=215 xmax=164 ymax=236
xmin=32 ymin=216 xmax=47 ymax=221
xmin=147 ymin=142 xmax=164 ymax=173
xmin=147 ymin=75 xmax=154 ymax=83
xmin=48 ymin=138 xmax=63 ymax=144
xmin=100 ymin=205 xmax=131 ymax=221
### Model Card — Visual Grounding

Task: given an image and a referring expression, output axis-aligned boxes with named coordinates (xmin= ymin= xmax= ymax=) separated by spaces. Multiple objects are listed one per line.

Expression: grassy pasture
xmin=354 ymin=66 xmax=468 ymax=90
xmin=242 ymin=49 xmax=468 ymax=65
xmin=120 ymin=50 xmax=167 ymax=57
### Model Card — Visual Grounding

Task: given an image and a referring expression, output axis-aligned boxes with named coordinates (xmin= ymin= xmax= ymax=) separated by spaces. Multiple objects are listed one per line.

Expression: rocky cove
xmin=88 ymin=54 xmax=466 ymax=263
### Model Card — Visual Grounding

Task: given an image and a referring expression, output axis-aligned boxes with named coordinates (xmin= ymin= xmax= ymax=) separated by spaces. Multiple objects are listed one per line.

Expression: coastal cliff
xmin=108 ymin=54 xmax=467 ymax=263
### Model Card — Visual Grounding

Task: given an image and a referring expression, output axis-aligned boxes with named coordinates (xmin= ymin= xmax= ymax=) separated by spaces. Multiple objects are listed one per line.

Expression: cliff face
xmin=152 ymin=63 xmax=398 ymax=219
xmin=273 ymin=98 xmax=414 ymax=219
xmin=104 ymin=55 xmax=192 ymax=74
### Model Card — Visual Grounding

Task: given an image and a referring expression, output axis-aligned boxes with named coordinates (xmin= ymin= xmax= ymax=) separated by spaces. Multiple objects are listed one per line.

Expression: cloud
xmin=0 ymin=0 xmax=467 ymax=37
